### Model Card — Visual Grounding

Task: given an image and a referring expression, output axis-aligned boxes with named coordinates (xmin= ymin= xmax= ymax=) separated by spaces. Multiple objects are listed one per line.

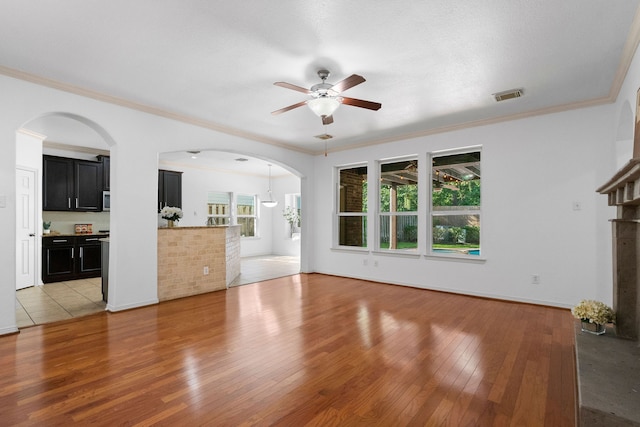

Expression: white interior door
xmin=16 ymin=168 xmax=37 ymax=290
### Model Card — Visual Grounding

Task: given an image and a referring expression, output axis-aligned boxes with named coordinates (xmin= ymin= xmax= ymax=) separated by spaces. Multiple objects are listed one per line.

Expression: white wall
xmin=311 ymin=104 xmax=618 ymax=308
xmin=0 ymin=74 xmax=313 ymax=335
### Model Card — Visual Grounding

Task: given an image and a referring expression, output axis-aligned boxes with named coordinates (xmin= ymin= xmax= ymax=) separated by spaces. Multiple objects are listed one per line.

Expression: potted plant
xmin=161 ymin=206 xmax=183 ymax=228
xmin=571 ymin=299 xmax=615 ymax=335
xmin=43 ymin=221 xmax=51 ymax=234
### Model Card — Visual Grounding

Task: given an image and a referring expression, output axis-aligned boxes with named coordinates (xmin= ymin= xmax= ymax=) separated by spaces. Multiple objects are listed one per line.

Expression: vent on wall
xmin=493 ymin=88 xmax=524 ymax=102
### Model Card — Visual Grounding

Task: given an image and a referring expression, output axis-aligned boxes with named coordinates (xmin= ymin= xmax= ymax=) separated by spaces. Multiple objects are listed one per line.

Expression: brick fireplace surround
xmin=574 ymin=159 xmax=640 ymax=426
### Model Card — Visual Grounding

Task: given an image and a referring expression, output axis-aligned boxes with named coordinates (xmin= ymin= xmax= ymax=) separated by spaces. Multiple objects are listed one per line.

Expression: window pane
xmin=207 ymin=217 xmax=229 ymax=226
xmin=432 ymin=214 xmax=480 ymax=255
xmin=380 ymin=160 xmax=418 ymax=213
xmin=207 ymin=192 xmax=230 ymax=215
xmin=237 ymin=217 xmax=255 ymax=237
xmin=339 ymin=166 xmax=367 ymax=213
xmin=432 ymin=152 xmax=480 ymax=210
xmin=339 ymin=216 xmax=367 ymax=247
xmin=237 ymin=195 xmax=255 ymax=215
xmin=379 ymin=215 xmax=418 ymax=250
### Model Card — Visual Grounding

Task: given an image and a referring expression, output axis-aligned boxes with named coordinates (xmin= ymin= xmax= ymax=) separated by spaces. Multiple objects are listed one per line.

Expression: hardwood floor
xmin=0 ymin=274 xmax=576 ymax=426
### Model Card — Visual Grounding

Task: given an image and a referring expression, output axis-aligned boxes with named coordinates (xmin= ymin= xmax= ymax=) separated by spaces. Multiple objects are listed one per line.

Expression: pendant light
xmin=261 ymin=164 xmax=278 ymax=208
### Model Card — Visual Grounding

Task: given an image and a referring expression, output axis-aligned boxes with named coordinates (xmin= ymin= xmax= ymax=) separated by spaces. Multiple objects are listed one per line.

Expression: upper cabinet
xmin=43 ymin=155 xmax=103 ymax=211
xmin=158 ymin=169 xmax=182 ymax=211
xmin=98 ymin=155 xmax=110 ymax=191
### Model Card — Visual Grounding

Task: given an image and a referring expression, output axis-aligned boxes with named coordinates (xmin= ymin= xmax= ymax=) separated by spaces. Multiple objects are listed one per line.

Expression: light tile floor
xmin=16 ymin=255 xmax=300 ymax=328
xmin=230 ymin=255 xmax=300 ymax=287
xmin=16 ymin=278 xmax=106 ymax=328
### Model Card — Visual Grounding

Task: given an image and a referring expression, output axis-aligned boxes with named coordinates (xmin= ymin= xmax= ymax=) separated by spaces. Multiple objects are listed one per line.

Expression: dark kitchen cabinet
xmin=98 ymin=155 xmax=110 ymax=191
xmin=158 ymin=170 xmax=182 ymax=211
xmin=43 ymin=156 xmax=73 ymax=211
xmin=42 ymin=235 xmax=106 ymax=283
xmin=43 ymin=155 xmax=103 ymax=211
xmin=76 ymin=236 xmax=102 ymax=277
xmin=42 ymin=237 xmax=76 ymax=282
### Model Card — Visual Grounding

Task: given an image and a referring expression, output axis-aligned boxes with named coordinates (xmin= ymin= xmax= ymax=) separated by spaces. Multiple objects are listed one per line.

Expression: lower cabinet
xmin=42 ymin=235 xmax=105 ymax=283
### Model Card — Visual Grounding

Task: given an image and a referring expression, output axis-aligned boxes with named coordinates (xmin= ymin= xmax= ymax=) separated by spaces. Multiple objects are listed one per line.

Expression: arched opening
xmin=157 ymin=150 xmax=303 ymax=297
xmin=15 ymin=112 xmax=115 ymax=328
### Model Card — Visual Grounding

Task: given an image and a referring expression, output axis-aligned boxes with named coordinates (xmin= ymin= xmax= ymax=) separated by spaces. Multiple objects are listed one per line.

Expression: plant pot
xmin=581 ymin=321 xmax=606 ymax=335
xmin=167 ymin=220 xmax=175 ymax=228
xmin=43 ymin=229 xmax=50 ymax=234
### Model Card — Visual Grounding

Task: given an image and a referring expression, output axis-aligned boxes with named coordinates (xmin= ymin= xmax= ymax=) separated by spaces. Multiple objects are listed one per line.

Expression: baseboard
xmin=0 ymin=325 xmax=19 ymax=336
xmin=107 ymin=298 xmax=159 ymax=312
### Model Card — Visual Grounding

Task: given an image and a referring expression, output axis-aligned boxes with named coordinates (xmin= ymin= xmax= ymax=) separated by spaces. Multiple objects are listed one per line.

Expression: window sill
xmin=372 ymin=250 xmax=421 ymax=259
xmin=331 ymin=247 xmax=370 ymax=254
xmin=424 ymin=253 xmax=486 ymax=263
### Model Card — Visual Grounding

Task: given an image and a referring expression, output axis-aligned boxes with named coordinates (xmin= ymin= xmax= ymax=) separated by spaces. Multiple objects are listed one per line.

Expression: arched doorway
xmin=15 ymin=112 xmax=115 ymax=327
xmin=158 ymin=150 xmax=302 ymax=287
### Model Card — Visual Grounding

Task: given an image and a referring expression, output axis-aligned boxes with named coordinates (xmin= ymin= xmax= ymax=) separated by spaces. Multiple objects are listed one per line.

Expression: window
xmin=431 ymin=150 xmax=481 ymax=256
xmin=207 ymin=192 xmax=231 ymax=226
xmin=237 ymin=194 xmax=257 ymax=237
xmin=284 ymin=193 xmax=301 ymax=237
xmin=379 ymin=159 xmax=418 ymax=251
xmin=337 ymin=165 xmax=367 ymax=248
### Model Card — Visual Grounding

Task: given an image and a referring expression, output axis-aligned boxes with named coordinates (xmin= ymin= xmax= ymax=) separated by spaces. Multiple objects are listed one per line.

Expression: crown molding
xmin=43 ymin=141 xmax=110 ymax=156
xmin=0 ymin=65 xmax=315 ymax=156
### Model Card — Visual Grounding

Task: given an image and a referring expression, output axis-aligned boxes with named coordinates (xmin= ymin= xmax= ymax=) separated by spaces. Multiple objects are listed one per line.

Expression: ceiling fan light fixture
xmin=308 ymin=97 xmax=340 ymax=117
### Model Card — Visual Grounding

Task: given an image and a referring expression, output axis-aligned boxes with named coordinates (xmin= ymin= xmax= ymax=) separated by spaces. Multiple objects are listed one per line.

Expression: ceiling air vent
xmin=493 ymin=88 xmax=524 ymax=102
xmin=314 ymin=133 xmax=333 ymax=140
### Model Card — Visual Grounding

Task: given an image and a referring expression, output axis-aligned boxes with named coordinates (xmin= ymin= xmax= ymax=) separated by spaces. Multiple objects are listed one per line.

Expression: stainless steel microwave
xmin=102 ymin=191 xmax=110 ymax=211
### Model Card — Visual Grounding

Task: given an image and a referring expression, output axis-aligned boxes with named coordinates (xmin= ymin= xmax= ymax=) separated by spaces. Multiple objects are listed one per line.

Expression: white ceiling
xmin=3 ymin=1 xmax=640 ymax=156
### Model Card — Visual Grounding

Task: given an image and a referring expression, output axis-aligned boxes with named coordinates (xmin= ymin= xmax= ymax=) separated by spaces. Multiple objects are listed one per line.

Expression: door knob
xmin=29 ymin=233 xmax=35 ymax=237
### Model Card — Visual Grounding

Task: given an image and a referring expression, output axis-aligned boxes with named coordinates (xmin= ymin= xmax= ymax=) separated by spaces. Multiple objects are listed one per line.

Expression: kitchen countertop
xmin=43 ymin=233 xmax=109 ymax=238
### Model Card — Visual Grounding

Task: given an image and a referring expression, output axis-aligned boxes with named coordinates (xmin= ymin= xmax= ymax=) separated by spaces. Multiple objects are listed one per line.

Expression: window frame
xmin=236 ymin=193 xmax=258 ymax=238
xmin=376 ymin=156 xmax=419 ymax=253
xmin=206 ymin=191 xmax=231 ymax=226
xmin=334 ymin=164 xmax=369 ymax=250
xmin=428 ymin=147 xmax=483 ymax=260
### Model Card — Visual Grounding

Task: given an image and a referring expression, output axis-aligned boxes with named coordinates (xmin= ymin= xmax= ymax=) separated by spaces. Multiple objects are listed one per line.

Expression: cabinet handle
xmin=53 ymin=239 xmax=68 ymax=243
xmin=71 ymin=248 xmax=74 ymax=258
xmin=80 ymin=247 xmax=83 ymax=258
xmin=85 ymin=238 xmax=99 ymax=241
xmin=68 ymin=198 xmax=71 ymax=209
xmin=76 ymin=198 xmax=79 ymax=209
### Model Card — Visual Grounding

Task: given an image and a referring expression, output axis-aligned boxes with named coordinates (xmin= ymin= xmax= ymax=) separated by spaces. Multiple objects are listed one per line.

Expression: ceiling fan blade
xmin=271 ymin=100 xmax=307 ymax=115
xmin=322 ymin=115 xmax=334 ymax=125
xmin=331 ymin=74 xmax=366 ymax=93
xmin=274 ymin=81 xmax=311 ymax=94
xmin=341 ymin=97 xmax=382 ymax=111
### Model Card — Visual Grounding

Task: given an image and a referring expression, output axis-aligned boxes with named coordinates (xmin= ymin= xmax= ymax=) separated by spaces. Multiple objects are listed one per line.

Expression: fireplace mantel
xmin=597 ymin=158 xmax=640 ymax=205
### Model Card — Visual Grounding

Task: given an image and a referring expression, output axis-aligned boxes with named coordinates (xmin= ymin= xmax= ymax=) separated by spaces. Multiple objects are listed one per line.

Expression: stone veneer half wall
xmin=157 ymin=225 xmax=241 ymax=301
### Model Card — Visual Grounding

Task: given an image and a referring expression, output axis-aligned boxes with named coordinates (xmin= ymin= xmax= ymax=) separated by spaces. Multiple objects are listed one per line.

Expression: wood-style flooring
xmin=0 ymin=274 xmax=576 ymax=426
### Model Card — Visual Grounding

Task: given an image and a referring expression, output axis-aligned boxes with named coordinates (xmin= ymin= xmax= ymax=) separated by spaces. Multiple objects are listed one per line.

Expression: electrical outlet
xmin=531 ymin=274 xmax=540 ymax=284
xmin=204 ymin=266 xmax=209 ymax=275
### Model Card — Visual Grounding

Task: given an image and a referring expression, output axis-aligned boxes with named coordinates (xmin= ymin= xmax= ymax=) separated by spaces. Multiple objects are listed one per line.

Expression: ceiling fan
xmin=271 ymin=69 xmax=382 ymax=125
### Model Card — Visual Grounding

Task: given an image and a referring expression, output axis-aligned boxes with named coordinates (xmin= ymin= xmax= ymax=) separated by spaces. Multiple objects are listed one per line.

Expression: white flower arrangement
xmin=161 ymin=206 xmax=183 ymax=222
xmin=571 ymin=299 xmax=615 ymax=325
xmin=282 ymin=206 xmax=300 ymax=228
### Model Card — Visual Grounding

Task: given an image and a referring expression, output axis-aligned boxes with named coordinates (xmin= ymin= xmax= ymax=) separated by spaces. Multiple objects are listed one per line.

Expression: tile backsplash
xmin=42 ymin=211 xmax=110 ymax=234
